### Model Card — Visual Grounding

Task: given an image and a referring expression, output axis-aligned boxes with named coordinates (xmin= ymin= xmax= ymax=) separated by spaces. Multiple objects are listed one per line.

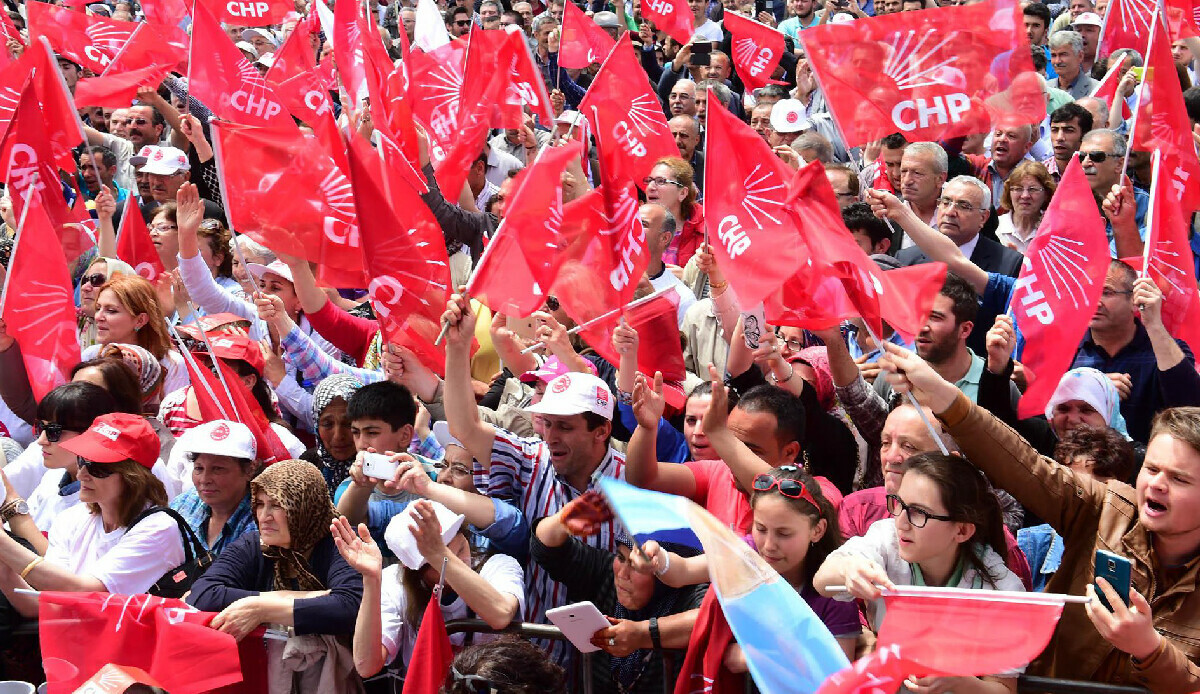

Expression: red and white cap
xmin=61 ymin=413 xmax=160 ymax=469
xmin=525 ymin=372 xmax=614 ymax=420
xmin=206 ymin=333 xmax=266 ymax=377
xmin=130 ymin=145 xmax=160 ymax=167
xmin=138 ymin=146 xmax=190 ymax=175
xmin=177 ymin=420 xmax=257 ymax=461
xmin=769 ymin=99 xmax=810 ymax=134
xmin=1071 ymin=11 xmax=1102 ymax=27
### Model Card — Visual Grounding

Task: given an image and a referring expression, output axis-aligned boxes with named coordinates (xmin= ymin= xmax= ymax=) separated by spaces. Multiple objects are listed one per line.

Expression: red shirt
xmin=685 ymin=459 xmax=844 ymax=536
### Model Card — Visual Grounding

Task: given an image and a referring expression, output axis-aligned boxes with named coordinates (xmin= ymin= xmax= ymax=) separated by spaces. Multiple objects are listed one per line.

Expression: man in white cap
xmin=169 ymin=420 xmax=259 ymax=556
xmin=441 ymin=292 xmax=624 ymax=665
xmin=1071 ymin=12 xmax=1103 ymax=73
xmin=138 ymin=146 xmax=191 ymax=204
xmin=241 ymin=27 xmax=279 ymax=57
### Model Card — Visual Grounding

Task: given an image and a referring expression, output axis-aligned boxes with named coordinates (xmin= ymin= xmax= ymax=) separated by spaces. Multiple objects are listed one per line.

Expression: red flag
xmin=141 ymin=0 xmax=192 ymax=28
xmin=116 ymin=199 xmax=167 ymax=283
xmin=0 ymin=39 xmax=88 ymax=174
xmin=75 ymin=62 xmax=177 ymax=108
xmin=802 ymin=0 xmax=1041 ymax=149
xmin=579 ymin=287 xmax=688 ymax=408
xmin=641 ymin=0 xmax=695 ymax=45
xmin=465 ymin=226 xmax=549 ymax=317
xmin=1089 ymin=53 xmax=1133 ymax=120
xmin=199 ymin=0 xmax=295 ymax=26
xmin=103 ymin=21 xmax=189 ymax=75
xmin=1144 ymin=152 xmax=1200 ymax=358
xmin=674 ymin=588 xmax=742 ymax=694
xmin=27 ymin=2 xmax=137 ymax=74
xmin=560 ymin=0 xmax=616 ymax=69
xmin=579 ymin=34 xmax=677 ymax=192
xmin=1011 ymin=159 xmax=1109 ymax=419
xmin=1099 ymin=0 xmax=1155 ymax=56
xmin=0 ymin=192 xmax=80 ymax=401
xmin=38 ymin=591 xmax=244 ymax=694
xmin=722 ymin=12 xmax=787 ymax=92
xmin=816 ymin=645 xmax=924 ymax=694
xmin=332 ymin=0 xmax=374 ymax=114
xmin=264 ymin=19 xmax=341 ymax=155
xmin=703 ymin=96 xmax=804 ymax=307
xmin=409 ymin=39 xmax=467 ymax=168
xmin=400 ymin=590 xmax=454 ymax=694
xmin=1131 ymin=15 xmax=1200 ymax=210
xmin=0 ymin=11 xmax=22 ymax=48
xmin=188 ymin=1 xmax=296 ymax=129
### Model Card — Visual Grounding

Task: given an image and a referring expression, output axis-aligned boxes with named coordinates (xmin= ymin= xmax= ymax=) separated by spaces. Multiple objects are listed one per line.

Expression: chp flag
xmin=723 ymin=11 xmax=787 ymax=92
xmin=800 ymin=0 xmax=1042 ymax=148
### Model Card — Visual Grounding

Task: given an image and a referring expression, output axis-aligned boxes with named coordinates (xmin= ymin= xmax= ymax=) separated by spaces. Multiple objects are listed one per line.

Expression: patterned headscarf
xmin=98 ymin=343 xmax=163 ymax=398
xmin=310 ymin=373 xmax=364 ymax=491
xmin=250 ymin=459 xmax=339 ymax=591
xmin=791 ymin=346 xmax=836 ymax=412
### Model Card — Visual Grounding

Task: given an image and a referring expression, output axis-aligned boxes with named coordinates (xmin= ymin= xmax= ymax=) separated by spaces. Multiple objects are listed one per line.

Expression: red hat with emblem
xmin=60 ymin=413 xmax=160 ymax=469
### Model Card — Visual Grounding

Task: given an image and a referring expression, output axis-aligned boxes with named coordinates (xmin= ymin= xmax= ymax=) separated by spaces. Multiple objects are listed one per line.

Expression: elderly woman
xmin=301 ymin=374 xmax=363 ymax=493
xmin=0 ymin=413 xmax=185 ymax=618
xmin=169 ymin=420 xmax=259 ymax=556
xmin=188 ymin=460 xmax=363 ymax=645
xmin=995 ymin=161 xmax=1055 ymax=254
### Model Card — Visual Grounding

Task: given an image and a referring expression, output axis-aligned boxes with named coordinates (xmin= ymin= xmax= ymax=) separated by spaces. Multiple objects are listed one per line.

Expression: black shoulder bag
xmin=127 ymin=507 xmax=213 ymax=599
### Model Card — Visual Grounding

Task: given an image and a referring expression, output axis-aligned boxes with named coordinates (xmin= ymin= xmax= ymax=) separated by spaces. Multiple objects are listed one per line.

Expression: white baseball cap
xmin=769 ymin=99 xmax=810 ymax=133
xmin=138 ymin=146 xmax=191 ymax=175
xmin=241 ymin=27 xmax=279 ymax=46
xmin=432 ymin=420 xmax=465 ymax=451
xmin=385 ymin=501 xmax=466 ymax=570
xmin=525 ymin=372 xmax=615 ymax=420
xmin=1072 ymin=11 xmax=1102 ymax=27
xmin=130 ymin=144 xmax=160 ymax=168
xmin=235 ymin=40 xmax=258 ymax=57
xmin=247 ymin=259 xmax=295 ymax=284
xmin=254 ymin=52 xmax=276 ymax=70
xmin=177 ymin=420 xmax=257 ymax=461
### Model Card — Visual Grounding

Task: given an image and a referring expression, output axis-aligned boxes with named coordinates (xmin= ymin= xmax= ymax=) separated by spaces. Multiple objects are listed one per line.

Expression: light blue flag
xmin=599 ymin=478 xmax=851 ymax=694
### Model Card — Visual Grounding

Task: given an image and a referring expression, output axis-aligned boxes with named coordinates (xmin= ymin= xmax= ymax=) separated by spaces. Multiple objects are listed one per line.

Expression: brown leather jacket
xmin=938 ymin=392 xmax=1200 ymax=694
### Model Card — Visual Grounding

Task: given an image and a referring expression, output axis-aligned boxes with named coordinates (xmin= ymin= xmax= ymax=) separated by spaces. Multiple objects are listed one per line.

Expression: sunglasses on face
xmin=81 ymin=273 xmax=108 ymax=288
xmin=1076 ymin=150 xmax=1111 ymax=163
xmin=752 ymin=466 xmax=820 ymax=510
xmin=35 ymin=421 xmax=70 ymax=443
xmin=77 ymin=458 xmax=115 ymax=479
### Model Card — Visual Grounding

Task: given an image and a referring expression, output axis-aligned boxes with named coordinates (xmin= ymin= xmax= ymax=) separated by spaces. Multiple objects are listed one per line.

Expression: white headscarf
xmin=1045 ymin=367 xmax=1129 ymax=437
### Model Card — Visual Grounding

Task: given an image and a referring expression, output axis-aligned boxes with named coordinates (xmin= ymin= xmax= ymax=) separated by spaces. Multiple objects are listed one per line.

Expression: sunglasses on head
xmin=81 ymin=273 xmax=107 ymax=288
xmin=450 ymin=666 xmax=499 ymax=694
xmin=752 ymin=466 xmax=820 ymax=510
xmin=77 ymin=457 xmax=115 ymax=479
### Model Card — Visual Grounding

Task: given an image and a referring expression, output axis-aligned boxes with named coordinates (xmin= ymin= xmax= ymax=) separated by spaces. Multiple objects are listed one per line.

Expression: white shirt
xmin=46 ymin=503 xmax=186 ymax=595
xmin=486 ymin=147 xmax=524 ymax=188
xmin=958 ymin=233 xmax=980 ymax=261
xmin=898 ymin=200 xmax=938 ymax=249
xmin=693 ymin=18 xmax=724 ymax=42
xmin=28 ymin=468 xmax=78 ymax=536
xmin=0 ymin=404 xmax=33 ymax=447
xmin=995 ymin=212 xmax=1036 ymax=254
xmin=379 ymin=553 xmax=525 ymax=666
xmin=475 ymin=179 xmax=501 ymax=213
xmin=648 ymin=268 xmax=698 ymax=327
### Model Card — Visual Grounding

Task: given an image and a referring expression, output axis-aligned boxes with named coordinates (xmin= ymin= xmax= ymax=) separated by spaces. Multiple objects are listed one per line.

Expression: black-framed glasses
xmin=1101 ymin=288 xmax=1133 ymax=298
xmin=77 ymin=458 xmax=116 ymax=479
xmin=454 ymin=19 xmax=472 ymax=25
xmin=35 ymin=421 xmax=69 ymax=443
xmin=1076 ymin=150 xmax=1111 ymax=163
xmin=885 ymin=494 xmax=953 ymax=528
xmin=642 ymin=176 xmax=683 ymax=188
xmin=81 ymin=273 xmax=108 ymax=288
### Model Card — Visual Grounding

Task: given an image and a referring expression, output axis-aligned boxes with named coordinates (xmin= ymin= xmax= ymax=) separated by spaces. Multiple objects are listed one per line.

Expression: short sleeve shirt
xmin=46 ymin=504 xmax=186 ymax=595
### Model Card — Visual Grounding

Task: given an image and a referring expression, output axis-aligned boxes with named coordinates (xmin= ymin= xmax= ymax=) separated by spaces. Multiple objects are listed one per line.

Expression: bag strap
xmin=128 ymin=506 xmax=209 ymax=565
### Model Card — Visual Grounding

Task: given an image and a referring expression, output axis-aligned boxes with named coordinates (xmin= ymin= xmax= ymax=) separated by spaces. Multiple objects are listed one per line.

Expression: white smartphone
xmin=741 ymin=304 xmax=767 ymax=350
xmin=545 ymin=601 xmax=611 ymax=653
xmin=361 ymin=452 xmax=399 ymax=480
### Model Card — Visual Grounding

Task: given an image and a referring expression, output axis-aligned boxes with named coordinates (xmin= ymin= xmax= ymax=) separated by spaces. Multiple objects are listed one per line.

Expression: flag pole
xmin=822 ymin=585 xmax=1092 ymax=604
xmin=859 ymin=319 xmax=949 ymax=455
xmin=1139 ymin=149 xmax=1161 ymax=283
xmin=167 ymin=323 xmax=235 ymax=421
xmin=0 ymin=174 xmax=39 ymax=316
xmin=519 ymin=287 xmax=677 ymax=354
xmin=1119 ymin=10 xmax=1156 ymax=178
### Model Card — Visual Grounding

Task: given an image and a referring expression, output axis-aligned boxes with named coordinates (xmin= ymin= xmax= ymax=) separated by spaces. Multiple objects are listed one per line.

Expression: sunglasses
xmin=752 ymin=467 xmax=820 ymax=510
xmin=450 ymin=665 xmax=498 ymax=694
xmin=77 ymin=458 xmax=116 ymax=479
xmin=454 ymin=19 xmax=472 ymax=25
xmin=1076 ymin=150 xmax=1111 ymax=163
xmin=81 ymin=273 xmax=108 ymax=288
xmin=35 ymin=421 xmax=71 ymax=443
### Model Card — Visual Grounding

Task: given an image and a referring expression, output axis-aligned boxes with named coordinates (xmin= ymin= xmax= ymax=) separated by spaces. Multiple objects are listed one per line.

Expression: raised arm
xmin=442 ymin=291 xmax=499 ymax=466
xmin=699 ymin=365 xmax=773 ymax=491
xmin=624 ymin=371 xmax=699 ymax=496
xmin=866 ymin=188 xmax=988 ymax=295
xmin=330 ymin=516 xmax=388 ymax=676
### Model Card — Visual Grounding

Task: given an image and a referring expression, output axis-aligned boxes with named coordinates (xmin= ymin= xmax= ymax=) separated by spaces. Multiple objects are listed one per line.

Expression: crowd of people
xmin=0 ymin=0 xmax=1199 ymax=690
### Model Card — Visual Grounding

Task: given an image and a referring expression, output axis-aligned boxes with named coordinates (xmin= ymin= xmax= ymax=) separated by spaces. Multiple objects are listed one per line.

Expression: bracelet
xmin=709 ymin=279 xmax=728 ymax=290
xmin=769 ymin=362 xmax=795 ymax=384
xmin=654 ymin=550 xmax=671 ymax=577
xmin=20 ymin=556 xmax=43 ymax=580
xmin=649 ymin=617 xmax=662 ymax=650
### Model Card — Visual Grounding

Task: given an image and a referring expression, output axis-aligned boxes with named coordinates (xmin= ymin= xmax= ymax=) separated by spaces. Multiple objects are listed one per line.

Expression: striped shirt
xmin=475 ymin=428 xmax=625 ymax=665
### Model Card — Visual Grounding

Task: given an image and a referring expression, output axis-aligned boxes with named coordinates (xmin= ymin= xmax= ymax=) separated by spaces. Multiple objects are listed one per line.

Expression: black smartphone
xmin=1094 ymin=550 xmax=1132 ymax=612
xmin=691 ymin=41 xmax=712 ymax=66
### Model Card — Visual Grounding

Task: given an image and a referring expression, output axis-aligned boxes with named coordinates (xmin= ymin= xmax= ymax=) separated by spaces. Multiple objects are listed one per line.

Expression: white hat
xmin=830 ymin=11 xmax=855 ymax=23
xmin=177 ymin=420 xmax=257 ymax=461
xmin=235 ymin=40 xmax=258 ymax=56
xmin=555 ymin=110 xmax=586 ymax=127
xmin=432 ymin=420 xmax=465 ymax=451
xmin=525 ymin=372 xmax=614 ymax=420
xmin=130 ymin=144 xmax=160 ymax=168
xmin=254 ymin=52 xmax=276 ymax=69
xmin=384 ymin=501 xmax=466 ymax=570
xmin=769 ymin=99 xmax=810 ymax=133
xmin=1071 ymin=11 xmax=1102 ymax=27
xmin=247 ymin=259 xmax=295 ymax=284
xmin=138 ymin=146 xmax=191 ymax=175
xmin=592 ymin=10 xmax=619 ymax=27
xmin=241 ymin=27 xmax=279 ymax=46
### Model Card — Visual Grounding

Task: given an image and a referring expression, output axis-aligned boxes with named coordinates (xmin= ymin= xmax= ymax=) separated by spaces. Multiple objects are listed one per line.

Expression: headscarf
xmin=98 ymin=343 xmax=163 ymax=399
xmin=791 ymin=346 xmax=835 ymax=411
xmin=310 ymin=373 xmax=363 ymax=490
xmin=251 ymin=459 xmax=339 ymax=591
xmin=1045 ymin=367 xmax=1130 ymax=437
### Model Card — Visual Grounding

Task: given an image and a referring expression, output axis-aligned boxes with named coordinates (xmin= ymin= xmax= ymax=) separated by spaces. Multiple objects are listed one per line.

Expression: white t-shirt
xmin=379 ymin=554 xmax=525 ymax=667
xmin=0 ymin=404 xmax=33 ymax=447
xmin=28 ymin=468 xmax=78 ymax=536
xmin=45 ymin=504 xmax=186 ymax=595
xmin=693 ymin=18 xmax=724 ymax=42
xmin=6 ymin=442 xmax=49 ymax=500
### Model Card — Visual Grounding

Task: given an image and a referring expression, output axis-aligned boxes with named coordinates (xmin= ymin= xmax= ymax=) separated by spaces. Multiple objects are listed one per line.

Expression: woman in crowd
xmin=302 ymin=374 xmax=364 ymax=492
xmin=85 ymin=274 xmax=188 ymax=393
xmin=77 ymin=256 xmax=136 ymax=350
xmin=169 ymin=420 xmax=259 ymax=556
xmin=815 ymin=452 xmax=1025 ymax=693
xmin=644 ymin=157 xmax=705 ymax=268
xmin=995 ymin=161 xmax=1055 ymax=254
xmin=230 ymin=234 xmax=276 ymax=290
xmin=442 ymin=637 xmax=567 ymax=694
xmin=332 ymin=497 xmax=523 ymax=679
xmin=0 ymin=413 xmax=185 ymax=618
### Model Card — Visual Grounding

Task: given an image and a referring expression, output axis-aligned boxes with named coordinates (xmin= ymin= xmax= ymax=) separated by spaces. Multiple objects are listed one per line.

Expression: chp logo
xmin=733 ymin=38 xmax=775 ymax=78
xmin=221 ymin=58 xmax=284 ymax=122
xmin=881 ymin=31 xmax=971 ymax=132
xmin=319 ymin=168 xmax=361 ymax=248
xmin=716 ymin=163 xmax=786 ymax=261
xmin=1012 ymin=233 xmax=1096 ymax=325
xmin=94 ymin=422 xmax=122 ymax=442
xmin=82 ymin=22 xmax=130 ymax=67
xmin=210 ymin=422 xmax=231 ymax=441
xmin=601 ymin=95 xmax=667 ymax=159
xmin=595 ymin=386 xmax=609 ymax=408
xmin=551 ymin=375 xmax=572 ymax=393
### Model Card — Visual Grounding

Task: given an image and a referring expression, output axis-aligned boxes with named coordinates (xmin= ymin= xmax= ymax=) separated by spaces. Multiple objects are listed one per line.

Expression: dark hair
xmin=686 ymin=380 xmax=740 ymax=410
xmin=756 ymin=84 xmax=790 ymax=101
xmin=222 ymin=358 xmax=280 ymax=425
xmin=69 ymin=358 xmax=142 ymax=414
xmin=347 ymin=381 xmax=418 ymax=430
xmin=939 ymin=272 xmax=979 ymax=325
xmin=185 ymin=450 xmax=257 ymax=474
xmin=1053 ymin=425 xmax=1135 ymax=482
xmin=901 ymin=453 xmax=1007 ymax=586
xmin=1049 ymin=102 xmax=1094 ymax=133
xmin=881 ymin=132 xmax=908 ymax=149
xmin=36 ymin=382 xmax=120 ymax=432
xmin=198 ymin=220 xmax=234 ymax=278
xmin=501 ymin=9 xmax=523 ymax=27
xmin=441 ymin=637 xmax=567 ymax=694
xmin=826 ymin=163 xmax=861 ymax=197
xmin=131 ymin=102 xmax=166 ymax=130
xmin=445 ymin=5 xmax=469 ymax=21
xmin=1029 ymin=44 xmax=1047 ymax=73
xmin=750 ymin=465 xmax=842 ymax=584
xmin=82 ymin=145 xmax=118 ymax=169
xmin=842 ymin=202 xmax=889 ymax=246
xmin=1022 ymin=2 xmax=1051 ymax=26
xmin=1184 ymin=86 xmax=1200 ymax=124
xmin=1108 ymin=258 xmax=1137 ymax=291
xmin=738 ymin=385 xmax=806 ymax=447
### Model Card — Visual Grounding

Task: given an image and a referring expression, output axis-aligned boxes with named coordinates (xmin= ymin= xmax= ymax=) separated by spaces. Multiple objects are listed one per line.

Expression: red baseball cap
xmin=205 ymin=333 xmax=265 ymax=377
xmin=60 ymin=413 xmax=160 ymax=469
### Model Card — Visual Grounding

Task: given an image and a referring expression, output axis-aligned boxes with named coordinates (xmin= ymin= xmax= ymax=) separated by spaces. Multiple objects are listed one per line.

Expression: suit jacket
xmin=895 ymin=234 xmax=1024 ymax=278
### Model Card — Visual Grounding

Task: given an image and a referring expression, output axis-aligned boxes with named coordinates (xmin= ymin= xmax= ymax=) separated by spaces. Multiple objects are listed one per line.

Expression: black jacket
xmin=896 ymin=234 xmax=1024 ymax=278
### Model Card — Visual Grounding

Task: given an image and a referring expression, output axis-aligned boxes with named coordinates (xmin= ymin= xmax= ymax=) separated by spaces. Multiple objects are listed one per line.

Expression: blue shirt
xmin=844 ymin=325 xmax=915 ymax=362
xmin=1105 ymin=186 xmax=1149 ymax=258
xmin=1016 ymin=524 xmax=1063 ymax=592
xmin=615 ymin=403 xmax=690 ymax=463
xmin=169 ymin=489 xmax=256 ymax=557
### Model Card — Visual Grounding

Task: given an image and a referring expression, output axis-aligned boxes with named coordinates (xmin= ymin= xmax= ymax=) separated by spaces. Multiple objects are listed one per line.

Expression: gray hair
xmin=661 ymin=207 xmax=678 ymax=238
xmin=792 ymin=131 xmax=833 ymax=164
xmin=232 ymin=234 xmax=277 ymax=265
xmin=1074 ymin=96 xmax=1110 ymax=125
xmin=696 ymin=78 xmax=732 ymax=104
xmin=1085 ymin=128 xmax=1127 ymax=157
xmin=944 ymin=175 xmax=991 ymax=210
xmin=669 ymin=113 xmax=701 ymax=135
xmin=480 ymin=0 xmax=501 ymax=9
xmin=906 ymin=141 xmax=949 ymax=176
xmin=531 ymin=13 xmax=557 ymax=32
xmin=1049 ymin=30 xmax=1085 ymax=54
xmin=1110 ymin=48 xmax=1144 ymax=68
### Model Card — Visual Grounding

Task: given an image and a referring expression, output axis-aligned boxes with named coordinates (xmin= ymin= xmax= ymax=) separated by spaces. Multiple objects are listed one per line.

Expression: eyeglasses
xmin=642 ymin=176 xmax=684 ymax=188
xmin=454 ymin=19 xmax=472 ymax=25
xmin=150 ymin=223 xmax=178 ymax=233
xmin=937 ymin=197 xmax=977 ymax=213
xmin=752 ymin=467 xmax=820 ymax=510
xmin=1101 ymin=288 xmax=1133 ymax=298
xmin=779 ymin=337 xmax=805 ymax=351
xmin=35 ymin=421 xmax=70 ymax=443
xmin=1010 ymin=186 xmax=1044 ymax=197
xmin=129 ymin=117 xmax=152 ymax=126
xmin=885 ymin=494 xmax=954 ymax=528
xmin=1076 ymin=150 xmax=1111 ymax=163
xmin=77 ymin=458 xmax=116 ymax=479
xmin=81 ymin=273 xmax=108 ymax=288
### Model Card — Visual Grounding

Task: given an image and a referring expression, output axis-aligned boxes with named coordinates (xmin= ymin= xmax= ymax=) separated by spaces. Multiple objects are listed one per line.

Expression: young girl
xmin=645 ymin=465 xmax=860 ymax=664
xmin=814 ymin=452 xmax=1025 ymax=693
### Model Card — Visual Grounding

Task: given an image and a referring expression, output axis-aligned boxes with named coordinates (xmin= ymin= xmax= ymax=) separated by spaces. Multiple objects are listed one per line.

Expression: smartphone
xmin=1129 ymin=66 xmax=1145 ymax=81
xmin=545 ymin=601 xmax=611 ymax=653
xmin=741 ymin=304 xmax=767 ymax=350
xmin=361 ymin=452 xmax=400 ymax=480
xmin=1094 ymin=550 xmax=1132 ymax=611
xmin=691 ymin=41 xmax=712 ymax=66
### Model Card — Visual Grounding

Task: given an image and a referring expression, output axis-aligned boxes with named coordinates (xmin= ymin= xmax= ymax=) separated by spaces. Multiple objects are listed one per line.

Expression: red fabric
xmin=802 ymin=0 xmax=1040 ymax=149
xmin=579 ymin=34 xmax=678 ymax=192
xmin=722 ymin=12 xmax=787 ymax=92
xmin=401 ymin=590 xmax=455 ymax=694
xmin=1166 ymin=0 xmax=1200 ymax=38
xmin=641 ymin=0 xmax=696 ymax=45
xmin=116 ymin=198 xmax=166 ymax=282
xmin=26 ymin=2 xmax=136 ymax=73
xmin=1012 ymin=159 xmax=1109 ymax=419
xmin=466 ymin=222 xmax=548 ymax=318
xmin=674 ymin=587 xmax=742 ymax=694
xmin=140 ymin=0 xmax=191 ymax=28
xmin=665 ymin=204 xmax=706 ymax=267
xmin=1131 ymin=19 xmax=1200 ymax=211
xmin=686 ymin=459 xmax=753 ymax=534
xmin=0 ymin=189 xmax=79 ymax=401
xmin=0 ymin=10 xmax=22 ymax=47
xmin=188 ymin=1 xmax=295 ymax=129
xmin=470 ymin=29 xmax=554 ymax=128
xmin=306 ymin=300 xmax=379 ymax=367
xmin=408 ymin=39 xmax=468 ymax=171
xmin=560 ymin=0 xmax=616 ymax=69
xmin=198 ymin=0 xmax=294 ymax=26
xmin=703 ymin=98 xmax=804 ymax=307
xmin=503 ymin=141 xmax=583 ymax=293
xmin=1144 ymin=153 xmax=1200 ymax=358
xmin=75 ymin=62 xmax=176 ymax=108
xmin=346 ymin=135 xmax=451 ymax=377
xmin=264 ymin=20 xmax=339 ymax=153
xmin=0 ymin=40 xmax=87 ymax=174
xmin=38 ymin=591 xmax=243 ymax=694
xmin=1090 ymin=53 xmax=1134 ymax=121
xmin=332 ymin=0 xmax=373 ymax=121
xmin=181 ymin=344 xmax=291 ymax=464
xmin=1099 ymin=0 xmax=1155 ymax=56
xmin=104 ymin=21 xmax=188 ymax=75
xmin=817 ymin=644 xmax=924 ymax=694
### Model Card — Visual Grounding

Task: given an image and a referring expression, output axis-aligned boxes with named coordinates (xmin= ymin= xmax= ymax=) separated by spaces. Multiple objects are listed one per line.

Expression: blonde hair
xmin=653 ymin=156 xmax=696 ymax=221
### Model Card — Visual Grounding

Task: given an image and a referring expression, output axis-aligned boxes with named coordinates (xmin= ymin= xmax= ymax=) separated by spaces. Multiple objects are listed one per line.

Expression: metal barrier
xmin=1018 ymin=676 xmax=1151 ymax=694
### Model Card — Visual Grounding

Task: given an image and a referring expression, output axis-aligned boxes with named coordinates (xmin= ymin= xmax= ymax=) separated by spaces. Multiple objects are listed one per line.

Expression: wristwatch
xmin=1 ymin=500 xmax=29 ymax=523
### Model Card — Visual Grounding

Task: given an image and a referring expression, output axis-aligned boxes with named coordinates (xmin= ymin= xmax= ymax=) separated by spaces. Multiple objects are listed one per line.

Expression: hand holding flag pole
xmin=518 ymin=287 xmax=678 ymax=354
xmin=859 ymin=320 xmax=949 ymax=455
